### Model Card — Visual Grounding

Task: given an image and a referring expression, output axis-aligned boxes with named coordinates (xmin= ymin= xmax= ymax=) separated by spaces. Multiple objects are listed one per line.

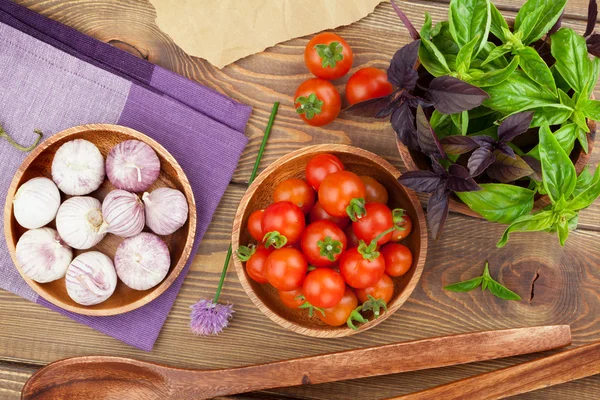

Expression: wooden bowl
xmin=231 ymin=145 xmax=427 ymax=337
xmin=3 ymin=124 xmax=197 ymax=316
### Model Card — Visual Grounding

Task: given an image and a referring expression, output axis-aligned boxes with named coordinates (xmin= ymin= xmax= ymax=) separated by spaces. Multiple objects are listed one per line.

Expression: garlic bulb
xmin=142 ymin=188 xmax=189 ymax=235
xmin=114 ymin=232 xmax=171 ymax=290
xmin=13 ymin=177 xmax=60 ymax=229
xmin=106 ymin=140 xmax=160 ymax=192
xmin=101 ymin=190 xmax=145 ymax=238
xmin=56 ymin=197 xmax=108 ymax=250
xmin=52 ymin=139 xmax=105 ymax=195
xmin=16 ymin=228 xmax=73 ymax=283
xmin=66 ymin=251 xmax=117 ymax=306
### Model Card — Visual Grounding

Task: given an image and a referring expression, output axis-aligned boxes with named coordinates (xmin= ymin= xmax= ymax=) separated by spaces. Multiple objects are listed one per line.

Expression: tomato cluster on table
xmin=237 ymin=154 xmax=414 ymax=329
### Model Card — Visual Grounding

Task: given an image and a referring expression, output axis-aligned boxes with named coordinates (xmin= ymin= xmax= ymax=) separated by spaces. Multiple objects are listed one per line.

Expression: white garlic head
xmin=114 ymin=232 xmax=171 ymax=291
xmin=102 ymin=190 xmax=145 ymax=238
xmin=66 ymin=251 xmax=117 ymax=306
xmin=16 ymin=228 xmax=73 ymax=283
xmin=56 ymin=197 xmax=108 ymax=250
xmin=13 ymin=177 xmax=61 ymax=229
xmin=106 ymin=140 xmax=160 ymax=192
xmin=52 ymin=139 xmax=105 ymax=195
xmin=142 ymin=188 xmax=189 ymax=235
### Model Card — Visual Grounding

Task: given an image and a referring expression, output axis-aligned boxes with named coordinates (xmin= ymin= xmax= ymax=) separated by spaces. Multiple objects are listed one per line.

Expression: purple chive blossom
xmin=190 ymin=299 xmax=234 ymax=336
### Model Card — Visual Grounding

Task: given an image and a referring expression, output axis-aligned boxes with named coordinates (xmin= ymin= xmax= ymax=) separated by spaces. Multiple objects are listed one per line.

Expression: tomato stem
xmin=347 ymin=306 xmax=368 ymax=330
xmin=317 ymin=236 xmax=343 ymax=262
xmin=295 ymin=93 xmax=324 ymax=120
xmin=263 ymin=231 xmax=288 ymax=249
xmin=314 ymin=42 xmax=344 ymax=68
xmin=346 ymin=198 xmax=367 ymax=222
xmin=299 ymin=300 xmax=325 ymax=317
xmin=392 ymin=208 xmax=407 ymax=231
xmin=361 ymin=295 xmax=388 ymax=318
xmin=357 ymin=226 xmax=395 ymax=260
xmin=235 ymin=244 xmax=257 ymax=262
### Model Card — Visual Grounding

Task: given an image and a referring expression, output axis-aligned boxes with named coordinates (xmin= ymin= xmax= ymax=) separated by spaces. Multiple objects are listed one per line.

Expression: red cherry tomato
xmin=247 ymin=209 xmax=265 ymax=242
xmin=317 ymin=286 xmax=358 ymax=326
xmin=339 ymin=247 xmax=385 ymax=289
xmin=309 ymin=201 xmax=350 ymax=229
xmin=381 ymin=243 xmax=413 ymax=277
xmin=305 ymin=154 xmax=345 ymax=191
xmin=294 ymin=78 xmax=341 ymax=127
xmin=262 ymin=201 xmax=306 ymax=248
xmin=360 ymin=176 xmax=389 ymax=204
xmin=301 ymin=220 xmax=347 ymax=267
xmin=273 ymin=178 xmax=315 ymax=215
xmin=304 ymin=32 xmax=353 ymax=80
xmin=390 ymin=210 xmax=413 ymax=242
xmin=356 ymin=274 xmax=394 ymax=304
xmin=279 ymin=288 xmax=305 ymax=309
xmin=243 ymin=245 xmax=272 ymax=284
xmin=346 ymin=67 xmax=393 ymax=105
xmin=352 ymin=203 xmax=393 ymax=246
xmin=302 ymin=268 xmax=346 ymax=308
xmin=318 ymin=171 xmax=366 ymax=219
xmin=344 ymin=224 xmax=360 ymax=249
xmin=266 ymin=248 xmax=308 ymax=291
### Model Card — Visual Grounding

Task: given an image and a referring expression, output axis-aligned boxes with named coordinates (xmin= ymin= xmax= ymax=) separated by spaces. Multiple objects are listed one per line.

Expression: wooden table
xmin=2 ymin=1 xmax=600 ymax=399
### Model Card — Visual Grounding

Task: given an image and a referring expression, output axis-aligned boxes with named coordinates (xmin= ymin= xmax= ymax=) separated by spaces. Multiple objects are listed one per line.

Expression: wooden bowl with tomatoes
xmin=231 ymin=144 xmax=427 ymax=338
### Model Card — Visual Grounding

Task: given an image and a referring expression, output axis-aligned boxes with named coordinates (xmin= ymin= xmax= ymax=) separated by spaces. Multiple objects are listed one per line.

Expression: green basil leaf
xmin=468 ymin=57 xmax=519 ymax=87
xmin=539 ymin=123 xmax=577 ymax=203
xmin=448 ymin=0 xmax=491 ymax=55
xmin=558 ymin=89 xmax=575 ymax=108
xmin=486 ymin=278 xmax=522 ymax=300
xmin=584 ymin=57 xmax=600 ymax=98
xmin=552 ymin=65 xmax=573 ymax=93
xmin=431 ymin=21 xmax=444 ymax=37
xmin=557 ymin=218 xmax=570 ymax=246
xmin=451 ymin=111 xmax=469 ymax=135
xmin=456 ymin=35 xmax=480 ymax=74
xmin=457 ymin=184 xmax=535 ymax=224
xmin=481 ymin=44 xmax=511 ymax=66
xmin=420 ymin=39 xmax=451 ymax=77
xmin=432 ymin=21 xmax=460 ymax=56
xmin=583 ymin=100 xmax=600 ymax=121
xmin=572 ymin=109 xmax=590 ymax=133
xmin=430 ymin=110 xmax=462 ymax=136
xmin=551 ymin=28 xmax=591 ymax=94
xmin=516 ymin=4 xmax=545 ymax=43
xmin=497 ymin=210 xmax=555 ymax=247
xmin=421 ymin=12 xmax=433 ymax=39
xmin=529 ymin=106 xmax=573 ymax=128
xmin=568 ymin=165 xmax=600 ymax=210
xmin=527 ymin=123 xmax=578 ymax=159
xmin=515 ymin=0 xmax=567 ymax=45
xmin=489 ymin=3 xmax=509 ymax=42
xmin=516 ymin=47 xmax=557 ymax=95
xmin=444 ymin=276 xmax=484 ymax=292
xmin=579 ymin=127 xmax=590 ymax=153
xmin=474 ymin=42 xmax=509 ymax=71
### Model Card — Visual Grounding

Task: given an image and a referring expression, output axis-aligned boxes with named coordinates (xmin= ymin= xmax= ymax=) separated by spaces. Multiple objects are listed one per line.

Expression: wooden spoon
xmin=21 ymin=325 xmax=570 ymax=400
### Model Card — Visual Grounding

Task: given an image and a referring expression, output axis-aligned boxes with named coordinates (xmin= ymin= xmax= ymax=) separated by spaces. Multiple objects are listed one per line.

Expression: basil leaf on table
xmin=468 ymin=57 xmax=519 ymax=87
xmin=516 ymin=47 xmax=557 ymax=95
xmin=457 ymin=184 xmax=535 ymax=224
xmin=445 ymin=261 xmax=521 ymax=301
xmin=497 ymin=210 xmax=555 ymax=248
xmin=444 ymin=276 xmax=484 ymax=292
xmin=539 ymin=123 xmax=577 ymax=203
xmin=514 ymin=0 xmax=567 ymax=45
xmin=551 ymin=28 xmax=592 ymax=94
xmin=489 ymin=2 xmax=509 ymax=41
xmin=486 ymin=279 xmax=522 ymax=300
xmin=448 ymin=0 xmax=491 ymax=56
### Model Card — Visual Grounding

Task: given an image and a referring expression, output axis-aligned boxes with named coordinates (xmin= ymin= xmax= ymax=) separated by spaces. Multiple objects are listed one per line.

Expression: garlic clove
xmin=56 ymin=197 xmax=108 ymax=250
xmin=102 ymin=189 xmax=145 ymax=238
xmin=114 ymin=232 xmax=171 ymax=291
xmin=142 ymin=188 xmax=189 ymax=235
xmin=106 ymin=140 xmax=160 ymax=192
xmin=65 ymin=251 xmax=117 ymax=306
xmin=52 ymin=139 xmax=105 ymax=195
xmin=13 ymin=177 xmax=61 ymax=229
xmin=16 ymin=227 xmax=73 ymax=283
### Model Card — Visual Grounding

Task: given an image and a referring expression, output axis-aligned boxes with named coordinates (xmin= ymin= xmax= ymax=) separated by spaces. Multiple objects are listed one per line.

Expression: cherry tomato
xmin=262 ymin=201 xmax=306 ymax=248
xmin=302 ymin=268 xmax=345 ymax=308
xmin=247 ymin=209 xmax=265 ymax=242
xmin=352 ymin=203 xmax=393 ymax=246
xmin=273 ymin=178 xmax=316 ymax=214
xmin=360 ymin=176 xmax=389 ymax=204
xmin=317 ymin=286 xmax=358 ymax=327
xmin=381 ymin=243 xmax=413 ymax=277
xmin=305 ymin=154 xmax=345 ymax=191
xmin=356 ymin=274 xmax=394 ymax=304
xmin=346 ymin=67 xmax=393 ymax=105
xmin=294 ymin=78 xmax=341 ymax=127
xmin=344 ymin=224 xmax=360 ymax=249
xmin=304 ymin=32 xmax=353 ymax=80
xmin=244 ymin=245 xmax=272 ymax=284
xmin=309 ymin=201 xmax=350 ymax=229
xmin=279 ymin=288 xmax=305 ymax=309
xmin=390 ymin=210 xmax=413 ymax=242
xmin=266 ymin=248 xmax=308 ymax=291
xmin=318 ymin=171 xmax=366 ymax=219
xmin=339 ymin=247 xmax=386 ymax=289
xmin=301 ymin=220 xmax=347 ymax=267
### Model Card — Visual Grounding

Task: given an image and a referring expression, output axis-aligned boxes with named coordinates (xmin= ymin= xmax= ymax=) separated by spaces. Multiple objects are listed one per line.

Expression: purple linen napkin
xmin=0 ymin=0 xmax=251 ymax=351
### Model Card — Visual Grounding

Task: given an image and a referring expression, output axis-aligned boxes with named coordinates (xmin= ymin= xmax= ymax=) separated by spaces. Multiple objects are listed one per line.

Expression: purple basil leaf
xmin=388 ymin=41 xmax=420 ymax=90
xmin=397 ymin=170 xmax=442 ymax=193
xmin=431 ymin=158 xmax=447 ymax=176
xmin=586 ymin=0 xmax=598 ymax=37
xmin=427 ymin=76 xmax=490 ymax=115
xmin=427 ymin=185 xmax=449 ymax=241
xmin=497 ymin=142 xmax=516 ymax=159
xmin=468 ymin=147 xmax=496 ymax=177
xmin=405 ymin=94 xmax=434 ymax=108
xmin=498 ymin=111 xmax=534 ymax=143
xmin=440 ymin=136 xmax=479 ymax=155
xmin=522 ymin=155 xmax=543 ymax=181
xmin=587 ymin=34 xmax=600 ymax=57
xmin=471 ymin=135 xmax=496 ymax=148
xmin=391 ymin=102 xmax=419 ymax=150
xmin=416 ymin=106 xmax=446 ymax=159
xmin=448 ymin=164 xmax=471 ymax=179
xmin=345 ymin=94 xmax=395 ymax=118
xmin=486 ymin=152 xmax=534 ymax=183
xmin=447 ymin=164 xmax=482 ymax=192
xmin=390 ymin=0 xmax=420 ymax=40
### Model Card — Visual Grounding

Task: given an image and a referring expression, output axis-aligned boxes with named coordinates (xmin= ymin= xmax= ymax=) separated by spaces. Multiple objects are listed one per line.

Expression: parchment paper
xmin=150 ymin=0 xmax=384 ymax=68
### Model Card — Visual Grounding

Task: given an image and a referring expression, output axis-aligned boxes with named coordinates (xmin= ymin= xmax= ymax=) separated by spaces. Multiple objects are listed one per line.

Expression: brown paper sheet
xmin=150 ymin=0 xmax=384 ymax=68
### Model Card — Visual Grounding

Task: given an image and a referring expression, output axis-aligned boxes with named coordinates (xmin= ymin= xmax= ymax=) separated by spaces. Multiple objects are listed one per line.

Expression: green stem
xmin=0 ymin=126 xmax=43 ymax=152
xmin=213 ymin=102 xmax=280 ymax=303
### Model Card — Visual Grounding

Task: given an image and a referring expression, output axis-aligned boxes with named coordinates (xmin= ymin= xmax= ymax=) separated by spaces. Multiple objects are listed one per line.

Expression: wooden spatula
xmin=21 ymin=325 xmax=570 ymax=400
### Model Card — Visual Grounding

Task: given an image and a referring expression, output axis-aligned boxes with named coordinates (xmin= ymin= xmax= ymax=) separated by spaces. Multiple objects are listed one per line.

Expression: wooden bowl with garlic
xmin=3 ymin=124 xmax=196 ymax=316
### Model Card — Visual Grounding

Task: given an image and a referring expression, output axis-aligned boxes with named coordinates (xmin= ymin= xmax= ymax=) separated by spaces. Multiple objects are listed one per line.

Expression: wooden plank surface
xmin=2 ymin=0 xmax=600 ymax=399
